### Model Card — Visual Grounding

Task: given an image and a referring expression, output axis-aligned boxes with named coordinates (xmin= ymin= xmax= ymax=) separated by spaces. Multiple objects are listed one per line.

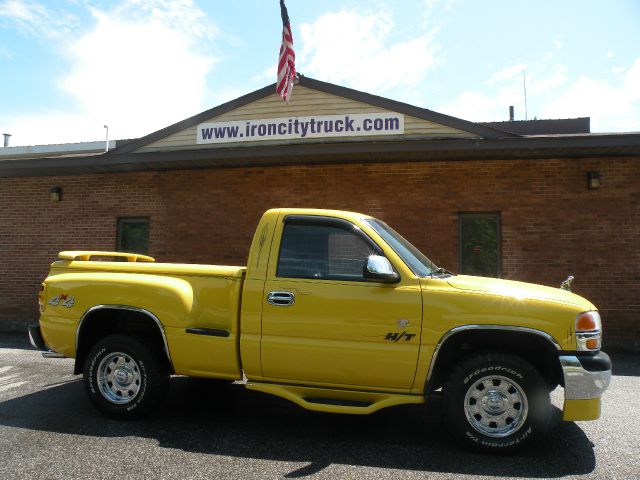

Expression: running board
xmin=246 ymin=382 xmax=424 ymax=414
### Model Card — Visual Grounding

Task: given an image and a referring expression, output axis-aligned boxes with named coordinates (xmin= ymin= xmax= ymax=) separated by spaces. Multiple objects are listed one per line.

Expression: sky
xmin=0 ymin=0 xmax=639 ymax=146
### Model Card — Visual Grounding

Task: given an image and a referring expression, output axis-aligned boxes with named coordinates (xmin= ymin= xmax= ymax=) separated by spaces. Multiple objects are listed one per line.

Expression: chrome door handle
xmin=267 ymin=291 xmax=295 ymax=306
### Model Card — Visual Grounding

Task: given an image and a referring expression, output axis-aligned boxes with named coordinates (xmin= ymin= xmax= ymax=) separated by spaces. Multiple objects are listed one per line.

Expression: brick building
xmin=1 ymin=77 xmax=639 ymax=349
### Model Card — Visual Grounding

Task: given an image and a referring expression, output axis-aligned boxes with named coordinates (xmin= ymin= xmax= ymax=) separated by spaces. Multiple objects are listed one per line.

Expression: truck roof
xmin=265 ymin=208 xmax=373 ymax=223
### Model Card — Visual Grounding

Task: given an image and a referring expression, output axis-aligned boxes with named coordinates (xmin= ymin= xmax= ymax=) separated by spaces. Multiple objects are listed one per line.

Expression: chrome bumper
xmin=28 ymin=322 xmax=47 ymax=351
xmin=560 ymin=352 xmax=611 ymax=400
xmin=28 ymin=322 xmax=64 ymax=358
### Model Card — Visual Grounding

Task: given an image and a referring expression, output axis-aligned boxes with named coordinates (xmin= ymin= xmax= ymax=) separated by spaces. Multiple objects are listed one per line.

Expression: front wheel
xmin=443 ymin=353 xmax=550 ymax=453
xmin=84 ymin=334 xmax=169 ymax=419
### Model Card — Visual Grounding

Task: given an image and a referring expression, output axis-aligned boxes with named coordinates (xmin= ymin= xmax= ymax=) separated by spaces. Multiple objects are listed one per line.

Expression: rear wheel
xmin=442 ymin=353 xmax=550 ymax=453
xmin=84 ymin=334 xmax=169 ymax=419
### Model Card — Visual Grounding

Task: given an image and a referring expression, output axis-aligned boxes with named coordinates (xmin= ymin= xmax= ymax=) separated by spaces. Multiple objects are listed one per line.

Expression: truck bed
xmin=42 ymin=252 xmax=246 ymax=380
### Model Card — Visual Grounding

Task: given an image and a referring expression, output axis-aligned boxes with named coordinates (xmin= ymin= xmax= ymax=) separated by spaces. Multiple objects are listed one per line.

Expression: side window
xmin=459 ymin=213 xmax=501 ymax=277
xmin=117 ymin=217 xmax=150 ymax=254
xmin=277 ymin=222 xmax=373 ymax=281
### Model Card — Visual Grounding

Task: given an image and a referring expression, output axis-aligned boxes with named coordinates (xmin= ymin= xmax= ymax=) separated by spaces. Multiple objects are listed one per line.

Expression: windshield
xmin=364 ymin=218 xmax=439 ymax=277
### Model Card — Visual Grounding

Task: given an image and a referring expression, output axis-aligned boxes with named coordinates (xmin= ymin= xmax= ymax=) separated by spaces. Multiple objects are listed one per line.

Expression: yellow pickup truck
xmin=29 ymin=208 xmax=610 ymax=452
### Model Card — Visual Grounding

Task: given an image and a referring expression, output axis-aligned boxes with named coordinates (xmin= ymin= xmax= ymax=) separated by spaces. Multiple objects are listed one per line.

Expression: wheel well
xmin=425 ymin=329 xmax=563 ymax=396
xmin=74 ymin=308 xmax=172 ymax=375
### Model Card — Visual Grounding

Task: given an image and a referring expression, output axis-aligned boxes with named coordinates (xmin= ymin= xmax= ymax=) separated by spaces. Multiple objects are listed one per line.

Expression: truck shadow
xmin=0 ymin=332 xmax=34 ymax=351
xmin=0 ymin=377 xmax=595 ymax=478
xmin=609 ymin=351 xmax=640 ymax=377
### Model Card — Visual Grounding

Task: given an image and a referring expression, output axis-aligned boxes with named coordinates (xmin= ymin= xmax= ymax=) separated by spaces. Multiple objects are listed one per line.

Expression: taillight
xmin=575 ymin=311 xmax=601 ymax=351
xmin=38 ymin=283 xmax=45 ymax=313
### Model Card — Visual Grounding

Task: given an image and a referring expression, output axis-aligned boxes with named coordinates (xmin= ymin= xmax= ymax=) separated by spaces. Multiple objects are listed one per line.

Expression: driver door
xmin=260 ymin=214 xmax=422 ymax=390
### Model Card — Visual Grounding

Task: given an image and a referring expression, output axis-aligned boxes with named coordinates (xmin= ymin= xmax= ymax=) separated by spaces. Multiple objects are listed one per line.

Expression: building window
xmin=459 ymin=213 xmax=501 ymax=277
xmin=117 ymin=217 xmax=150 ymax=254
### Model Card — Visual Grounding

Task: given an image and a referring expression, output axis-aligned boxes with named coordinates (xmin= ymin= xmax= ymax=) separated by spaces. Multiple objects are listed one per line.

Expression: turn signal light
xmin=585 ymin=338 xmax=600 ymax=350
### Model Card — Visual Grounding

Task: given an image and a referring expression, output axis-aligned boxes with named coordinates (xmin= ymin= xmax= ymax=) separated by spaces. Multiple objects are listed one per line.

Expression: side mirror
xmin=364 ymin=255 xmax=400 ymax=283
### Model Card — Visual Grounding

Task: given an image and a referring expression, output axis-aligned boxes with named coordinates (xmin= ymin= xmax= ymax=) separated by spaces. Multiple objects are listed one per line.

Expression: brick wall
xmin=1 ymin=156 xmax=638 ymax=349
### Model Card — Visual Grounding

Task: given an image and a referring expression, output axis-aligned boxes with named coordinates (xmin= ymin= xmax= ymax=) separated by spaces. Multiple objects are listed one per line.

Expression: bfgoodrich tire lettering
xmin=84 ymin=334 xmax=169 ymax=419
xmin=443 ymin=353 xmax=550 ymax=453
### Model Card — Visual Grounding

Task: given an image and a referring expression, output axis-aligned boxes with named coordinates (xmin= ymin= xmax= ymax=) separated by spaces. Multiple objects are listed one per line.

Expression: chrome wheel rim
xmin=463 ymin=375 xmax=528 ymax=438
xmin=97 ymin=352 xmax=142 ymax=405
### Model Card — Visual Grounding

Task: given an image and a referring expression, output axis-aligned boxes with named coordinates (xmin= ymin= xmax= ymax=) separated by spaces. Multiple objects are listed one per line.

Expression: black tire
xmin=83 ymin=334 xmax=169 ymax=419
xmin=442 ymin=352 xmax=550 ymax=453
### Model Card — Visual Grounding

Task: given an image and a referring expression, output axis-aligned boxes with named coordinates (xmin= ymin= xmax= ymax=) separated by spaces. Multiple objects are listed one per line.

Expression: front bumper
xmin=560 ymin=351 xmax=611 ymax=421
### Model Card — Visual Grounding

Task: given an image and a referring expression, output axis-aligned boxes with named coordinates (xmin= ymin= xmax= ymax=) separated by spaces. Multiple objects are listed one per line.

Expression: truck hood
xmin=446 ymin=275 xmax=595 ymax=310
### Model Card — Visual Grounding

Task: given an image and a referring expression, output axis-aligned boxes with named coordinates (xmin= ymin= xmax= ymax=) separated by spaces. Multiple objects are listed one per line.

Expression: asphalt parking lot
xmin=0 ymin=333 xmax=638 ymax=480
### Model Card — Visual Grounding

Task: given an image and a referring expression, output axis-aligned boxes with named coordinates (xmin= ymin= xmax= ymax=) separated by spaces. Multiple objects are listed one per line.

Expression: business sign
xmin=197 ymin=113 xmax=404 ymax=144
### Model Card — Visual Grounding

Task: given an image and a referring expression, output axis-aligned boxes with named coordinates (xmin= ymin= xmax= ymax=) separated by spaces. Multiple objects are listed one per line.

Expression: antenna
xmin=522 ymin=70 xmax=528 ymax=121
xmin=103 ymin=125 xmax=109 ymax=152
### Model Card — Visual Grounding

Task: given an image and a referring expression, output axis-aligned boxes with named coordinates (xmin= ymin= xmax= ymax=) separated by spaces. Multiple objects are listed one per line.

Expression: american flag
xmin=276 ymin=0 xmax=296 ymax=102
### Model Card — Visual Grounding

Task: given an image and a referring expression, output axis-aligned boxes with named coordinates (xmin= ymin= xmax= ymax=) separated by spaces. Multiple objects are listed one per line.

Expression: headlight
xmin=575 ymin=311 xmax=601 ymax=351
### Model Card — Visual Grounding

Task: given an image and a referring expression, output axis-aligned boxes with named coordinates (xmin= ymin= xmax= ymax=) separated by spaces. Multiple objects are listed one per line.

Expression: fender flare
xmin=425 ymin=324 xmax=561 ymax=393
xmin=75 ymin=304 xmax=174 ymax=372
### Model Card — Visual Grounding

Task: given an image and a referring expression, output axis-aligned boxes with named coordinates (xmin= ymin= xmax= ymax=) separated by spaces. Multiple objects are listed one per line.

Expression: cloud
xmin=252 ymin=65 xmax=276 ymax=84
xmin=0 ymin=0 xmax=76 ymax=38
xmin=0 ymin=43 xmax=13 ymax=59
xmin=540 ymin=59 xmax=640 ymax=132
xmin=441 ymin=91 xmax=512 ymax=123
xmin=440 ymin=60 xmax=561 ymax=122
xmin=3 ymin=110 xmax=108 ymax=146
xmin=3 ymin=0 xmax=219 ymax=145
xmin=422 ymin=0 xmax=459 ymax=19
xmin=486 ymin=63 xmax=527 ymax=85
xmin=58 ymin=1 xmax=217 ymax=139
xmin=528 ymin=65 xmax=568 ymax=95
xmin=484 ymin=61 xmax=568 ymax=99
xmin=298 ymin=9 xmax=437 ymax=97
xmin=439 ymin=56 xmax=640 ymax=132
xmin=101 ymin=0 xmax=217 ymax=42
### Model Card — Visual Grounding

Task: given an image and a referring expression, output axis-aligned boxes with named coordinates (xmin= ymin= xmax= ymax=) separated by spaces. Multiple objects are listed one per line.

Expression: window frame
xmin=116 ymin=217 xmax=150 ymax=255
xmin=458 ymin=212 xmax=502 ymax=278
xmin=276 ymin=215 xmax=385 ymax=282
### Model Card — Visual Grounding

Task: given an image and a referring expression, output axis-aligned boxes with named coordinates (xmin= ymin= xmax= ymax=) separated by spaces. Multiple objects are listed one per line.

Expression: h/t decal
xmin=385 ymin=331 xmax=416 ymax=342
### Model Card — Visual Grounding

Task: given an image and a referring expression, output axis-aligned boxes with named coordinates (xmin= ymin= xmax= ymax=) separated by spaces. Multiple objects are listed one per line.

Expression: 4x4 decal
xmin=48 ymin=293 xmax=75 ymax=308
